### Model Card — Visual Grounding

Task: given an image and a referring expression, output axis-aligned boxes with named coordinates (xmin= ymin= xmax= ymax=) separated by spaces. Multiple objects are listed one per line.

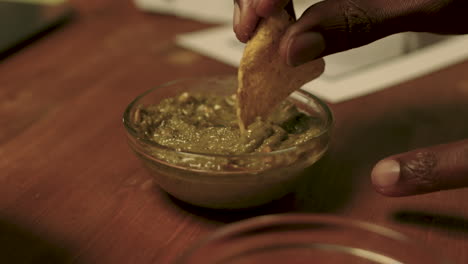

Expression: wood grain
xmin=1 ymin=0 xmax=468 ymax=263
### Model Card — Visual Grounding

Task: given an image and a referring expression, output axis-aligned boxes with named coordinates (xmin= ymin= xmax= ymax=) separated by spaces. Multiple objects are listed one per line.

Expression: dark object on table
xmin=393 ymin=210 xmax=468 ymax=235
xmin=0 ymin=1 xmax=73 ymax=59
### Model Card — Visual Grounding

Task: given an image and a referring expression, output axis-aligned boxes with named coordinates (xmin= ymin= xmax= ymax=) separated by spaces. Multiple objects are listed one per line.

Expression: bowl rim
xmin=175 ymin=213 xmax=450 ymax=264
xmin=122 ymin=75 xmax=334 ymax=159
xmin=181 ymin=213 xmax=410 ymax=247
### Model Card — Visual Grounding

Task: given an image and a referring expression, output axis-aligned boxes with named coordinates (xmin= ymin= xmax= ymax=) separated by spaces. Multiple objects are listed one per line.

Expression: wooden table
xmin=1 ymin=0 xmax=468 ymax=263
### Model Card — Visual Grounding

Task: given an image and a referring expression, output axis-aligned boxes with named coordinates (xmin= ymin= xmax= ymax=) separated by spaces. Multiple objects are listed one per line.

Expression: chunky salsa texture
xmin=132 ymin=92 xmax=321 ymax=155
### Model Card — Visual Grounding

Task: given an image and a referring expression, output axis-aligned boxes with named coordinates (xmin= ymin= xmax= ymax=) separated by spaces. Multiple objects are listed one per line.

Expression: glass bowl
xmin=123 ymin=75 xmax=333 ymax=209
xmin=175 ymin=214 xmax=453 ymax=264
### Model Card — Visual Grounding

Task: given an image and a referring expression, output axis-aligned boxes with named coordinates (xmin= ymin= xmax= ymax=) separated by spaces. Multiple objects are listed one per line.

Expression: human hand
xmin=233 ymin=0 xmax=468 ymax=196
xmin=370 ymin=139 xmax=468 ymax=196
xmin=233 ymin=0 xmax=468 ymax=66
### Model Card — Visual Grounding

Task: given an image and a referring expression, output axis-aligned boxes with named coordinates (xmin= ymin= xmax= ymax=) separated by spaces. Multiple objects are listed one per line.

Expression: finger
xmin=371 ymin=139 xmax=468 ymax=196
xmin=234 ymin=0 xmax=260 ymax=43
xmin=279 ymin=0 xmax=398 ymax=66
xmin=234 ymin=0 xmax=293 ymax=43
xmin=279 ymin=0 xmax=468 ymax=66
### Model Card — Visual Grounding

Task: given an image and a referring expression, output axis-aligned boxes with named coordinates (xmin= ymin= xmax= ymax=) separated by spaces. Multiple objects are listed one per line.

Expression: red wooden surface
xmin=1 ymin=0 xmax=468 ymax=263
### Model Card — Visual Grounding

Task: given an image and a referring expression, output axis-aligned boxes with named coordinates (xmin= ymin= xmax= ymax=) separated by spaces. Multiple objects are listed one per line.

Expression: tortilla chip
xmin=237 ymin=10 xmax=325 ymax=132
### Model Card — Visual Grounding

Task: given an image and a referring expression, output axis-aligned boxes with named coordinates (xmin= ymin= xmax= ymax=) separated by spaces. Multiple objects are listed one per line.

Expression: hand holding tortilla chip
xmin=237 ymin=10 xmax=325 ymax=132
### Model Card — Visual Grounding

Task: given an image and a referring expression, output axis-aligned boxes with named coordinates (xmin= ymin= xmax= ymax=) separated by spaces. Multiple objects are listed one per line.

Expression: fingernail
xmin=371 ymin=159 xmax=401 ymax=188
xmin=286 ymin=32 xmax=325 ymax=66
xmin=234 ymin=2 xmax=241 ymax=28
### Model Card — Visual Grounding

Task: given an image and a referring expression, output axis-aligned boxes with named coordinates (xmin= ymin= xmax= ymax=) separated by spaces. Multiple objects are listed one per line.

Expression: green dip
xmin=133 ymin=92 xmax=321 ymax=155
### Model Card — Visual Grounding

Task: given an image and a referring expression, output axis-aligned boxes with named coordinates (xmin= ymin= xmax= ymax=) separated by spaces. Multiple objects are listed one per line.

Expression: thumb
xmin=371 ymin=139 xmax=468 ymax=196
xmin=279 ymin=0 xmax=468 ymax=66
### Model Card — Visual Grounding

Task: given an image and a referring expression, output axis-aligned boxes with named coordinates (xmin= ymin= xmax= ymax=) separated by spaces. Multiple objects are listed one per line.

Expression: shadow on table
xmin=392 ymin=210 xmax=468 ymax=237
xmin=0 ymin=217 xmax=73 ymax=264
